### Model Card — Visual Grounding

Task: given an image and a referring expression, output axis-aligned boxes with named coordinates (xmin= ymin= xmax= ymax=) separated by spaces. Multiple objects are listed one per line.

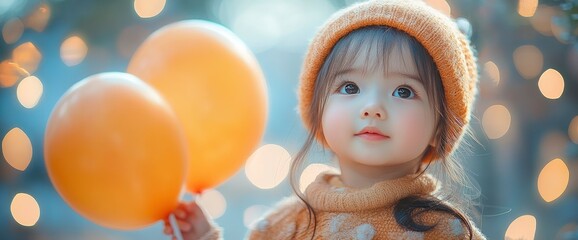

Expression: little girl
xmin=164 ymin=0 xmax=485 ymax=239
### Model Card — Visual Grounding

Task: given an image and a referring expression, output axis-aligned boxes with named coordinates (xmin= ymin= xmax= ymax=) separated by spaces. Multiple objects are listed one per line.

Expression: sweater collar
xmin=304 ymin=171 xmax=437 ymax=212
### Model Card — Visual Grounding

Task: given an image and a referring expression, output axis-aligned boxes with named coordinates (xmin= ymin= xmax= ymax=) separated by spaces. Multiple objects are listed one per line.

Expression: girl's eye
xmin=393 ymin=86 xmax=415 ymax=99
xmin=339 ymin=83 xmax=360 ymax=94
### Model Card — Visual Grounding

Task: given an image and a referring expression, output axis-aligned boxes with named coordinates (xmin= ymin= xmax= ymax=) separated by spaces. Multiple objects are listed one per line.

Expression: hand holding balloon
xmin=162 ymin=201 xmax=212 ymax=240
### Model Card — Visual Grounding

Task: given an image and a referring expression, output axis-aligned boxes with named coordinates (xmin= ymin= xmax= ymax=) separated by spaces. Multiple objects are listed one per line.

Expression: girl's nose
xmin=360 ymin=103 xmax=386 ymax=120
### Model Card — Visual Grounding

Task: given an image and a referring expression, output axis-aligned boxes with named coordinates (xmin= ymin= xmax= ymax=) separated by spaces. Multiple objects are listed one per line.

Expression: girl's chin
xmin=350 ymin=158 xmax=399 ymax=167
xmin=349 ymin=156 xmax=418 ymax=168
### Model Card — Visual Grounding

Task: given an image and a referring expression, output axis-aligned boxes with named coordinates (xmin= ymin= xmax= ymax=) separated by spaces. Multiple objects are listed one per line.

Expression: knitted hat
xmin=298 ymin=0 xmax=478 ymax=159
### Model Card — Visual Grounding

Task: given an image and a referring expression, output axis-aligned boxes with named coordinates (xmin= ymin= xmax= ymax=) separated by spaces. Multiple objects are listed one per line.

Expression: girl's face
xmin=322 ymin=43 xmax=436 ymax=169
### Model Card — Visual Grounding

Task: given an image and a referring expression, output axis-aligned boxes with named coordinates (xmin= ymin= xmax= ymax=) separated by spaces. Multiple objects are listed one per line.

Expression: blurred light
xmin=60 ymin=35 xmax=88 ymax=66
xmin=2 ymin=128 xmax=33 ymax=171
xmin=197 ymin=189 xmax=226 ymax=219
xmin=539 ymin=131 xmax=567 ymax=167
xmin=227 ymin=2 xmax=284 ymax=52
xmin=243 ymin=205 xmax=270 ymax=228
xmin=117 ymin=25 xmax=150 ymax=59
xmin=12 ymin=42 xmax=42 ymax=74
xmin=424 ymin=0 xmax=451 ymax=16
xmin=25 ymin=3 xmax=51 ymax=32
xmin=134 ymin=0 xmax=166 ymax=18
xmin=299 ymin=163 xmax=337 ymax=193
xmin=538 ymin=158 xmax=569 ymax=202
xmin=513 ymin=45 xmax=543 ymax=79
xmin=569 ymin=116 xmax=578 ymax=144
xmin=216 ymin=0 xmax=335 ymax=53
xmin=505 ymin=215 xmax=536 ymax=240
xmin=245 ymin=144 xmax=291 ymax=189
xmin=10 ymin=193 xmax=40 ymax=226
xmin=0 ymin=60 xmax=29 ymax=88
xmin=2 ymin=18 xmax=24 ymax=44
xmin=17 ymin=76 xmax=43 ymax=108
xmin=482 ymin=105 xmax=511 ymax=139
xmin=484 ymin=61 xmax=500 ymax=85
xmin=518 ymin=0 xmax=538 ymax=17
xmin=538 ymin=69 xmax=564 ymax=99
xmin=529 ymin=5 xmax=555 ymax=36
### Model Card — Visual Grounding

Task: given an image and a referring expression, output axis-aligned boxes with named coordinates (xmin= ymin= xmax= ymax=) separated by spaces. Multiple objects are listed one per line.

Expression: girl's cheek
xmin=322 ymin=102 xmax=347 ymax=135
xmin=395 ymin=105 xmax=431 ymax=145
xmin=324 ymin=97 xmax=353 ymax=122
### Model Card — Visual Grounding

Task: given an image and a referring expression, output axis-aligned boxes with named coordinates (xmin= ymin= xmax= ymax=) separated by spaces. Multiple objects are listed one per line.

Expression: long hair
xmin=290 ymin=26 xmax=480 ymax=239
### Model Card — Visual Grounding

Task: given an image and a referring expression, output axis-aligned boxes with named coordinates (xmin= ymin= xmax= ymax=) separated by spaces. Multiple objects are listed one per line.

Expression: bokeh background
xmin=1 ymin=0 xmax=578 ymax=239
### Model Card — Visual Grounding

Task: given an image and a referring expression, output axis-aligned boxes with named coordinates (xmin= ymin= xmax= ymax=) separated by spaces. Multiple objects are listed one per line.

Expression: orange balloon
xmin=44 ymin=72 xmax=187 ymax=230
xmin=127 ymin=20 xmax=268 ymax=193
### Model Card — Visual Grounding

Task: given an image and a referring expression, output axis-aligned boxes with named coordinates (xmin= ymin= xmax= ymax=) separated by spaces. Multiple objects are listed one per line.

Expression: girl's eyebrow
xmin=335 ymin=68 xmax=421 ymax=82
xmin=388 ymin=71 xmax=420 ymax=82
xmin=335 ymin=68 xmax=362 ymax=77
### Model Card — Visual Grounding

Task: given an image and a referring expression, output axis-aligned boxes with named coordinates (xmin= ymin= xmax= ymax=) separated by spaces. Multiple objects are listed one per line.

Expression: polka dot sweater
xmin=202 ymin=172 xmax=486 ymax=240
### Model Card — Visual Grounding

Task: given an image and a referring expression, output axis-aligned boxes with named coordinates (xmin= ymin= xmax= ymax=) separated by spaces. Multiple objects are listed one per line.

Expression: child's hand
xmin=163 ymin=201 xmax=212 ymax=240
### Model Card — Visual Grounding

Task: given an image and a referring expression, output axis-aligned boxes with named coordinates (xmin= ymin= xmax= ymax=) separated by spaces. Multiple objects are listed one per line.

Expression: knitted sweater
xmin=202 ymin=172 xmax=486 ymax=240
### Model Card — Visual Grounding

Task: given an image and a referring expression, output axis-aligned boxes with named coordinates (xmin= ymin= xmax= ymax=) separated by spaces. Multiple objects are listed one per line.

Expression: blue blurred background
xmin=1 ymin=0 xmax=577 ymax=239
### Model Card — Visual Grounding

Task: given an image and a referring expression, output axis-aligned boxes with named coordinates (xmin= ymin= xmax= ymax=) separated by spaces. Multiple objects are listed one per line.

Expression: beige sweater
xmin=202 ymin=172 xmax=486 ymax=240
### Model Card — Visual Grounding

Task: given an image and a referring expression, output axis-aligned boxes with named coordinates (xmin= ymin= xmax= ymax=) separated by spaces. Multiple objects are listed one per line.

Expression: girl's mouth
xmin=355 ymin=127 xmax=390 ymax=141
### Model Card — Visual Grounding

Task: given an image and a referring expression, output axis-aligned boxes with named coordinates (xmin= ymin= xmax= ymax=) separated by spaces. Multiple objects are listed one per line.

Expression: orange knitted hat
xmin=298 ymin=0 xmax=478 ymax=158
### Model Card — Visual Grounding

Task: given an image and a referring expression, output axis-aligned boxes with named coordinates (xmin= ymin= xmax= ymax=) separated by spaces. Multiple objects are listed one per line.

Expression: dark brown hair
xmin=290 ymin=26 xmax=479 ymax=239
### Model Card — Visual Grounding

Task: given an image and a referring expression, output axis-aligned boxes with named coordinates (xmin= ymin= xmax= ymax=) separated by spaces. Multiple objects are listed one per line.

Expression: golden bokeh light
xmin=117 ymin=25 xmax=150 ymax=59
xmin=245 ymin=144 xmax=291 ymax=189
xmin=538 ymin=158 xmax=569 ymax=202
xmin=11 ymin=193 xmax=40 ymax=227
xmin=505 ymin=215 xmax=536 ymax=240
xmin=518 ymin=0 xmax=538 ymax=17
xmin=134 ymin=0 xmax=166 ymax=18
xmin=197 ymin=189 xmax=226 ymax=219
xmin=482 ymin=105 xmax=511 ymax=139
xmin=17 ymin=76 xmax=43 ymax=108
xmin=299 ymin=163 xmax=338 ymax=193
xmin=2 ymin=127 xmax=33 ymax=171
xmin=243 ymin=205 xmax=270 ymax=228
xmin=484 ymin=61 xmax=500 ymax=85
xmin=0 ymin=60 xmax=29 ymax=88
xmin=3 ymin=18 xmax=24 ymax=44
xmin=25 ymin=3 xmax=51 ymax=32
xmin=538 ymin=68 xmax=564 ymax=99
xmin=529 ymin=5 xmax=555 ymax=36
xmin=60 ymin=35 xmax=88 ymax=66
xmin=424 ymin=0 xmax=451 ymax=16
xmin=513 ymin=45 xmax=543 ymax=80
xmin=569 ymin=116 xmax=578 ymax=144
xmin=12 ymin=42 xmax=42 ymax=74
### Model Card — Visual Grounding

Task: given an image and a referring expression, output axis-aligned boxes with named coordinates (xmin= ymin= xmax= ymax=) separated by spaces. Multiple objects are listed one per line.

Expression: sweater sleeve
xmin=245 ymin=197 xmax=306 ymax=240
xmin=423 ymin=212 xmax=486 ymax=240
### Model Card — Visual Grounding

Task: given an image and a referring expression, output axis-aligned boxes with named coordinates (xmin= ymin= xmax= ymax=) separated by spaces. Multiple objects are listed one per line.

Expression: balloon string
xmin=169 ymin=213 xmax=184 ymax=240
